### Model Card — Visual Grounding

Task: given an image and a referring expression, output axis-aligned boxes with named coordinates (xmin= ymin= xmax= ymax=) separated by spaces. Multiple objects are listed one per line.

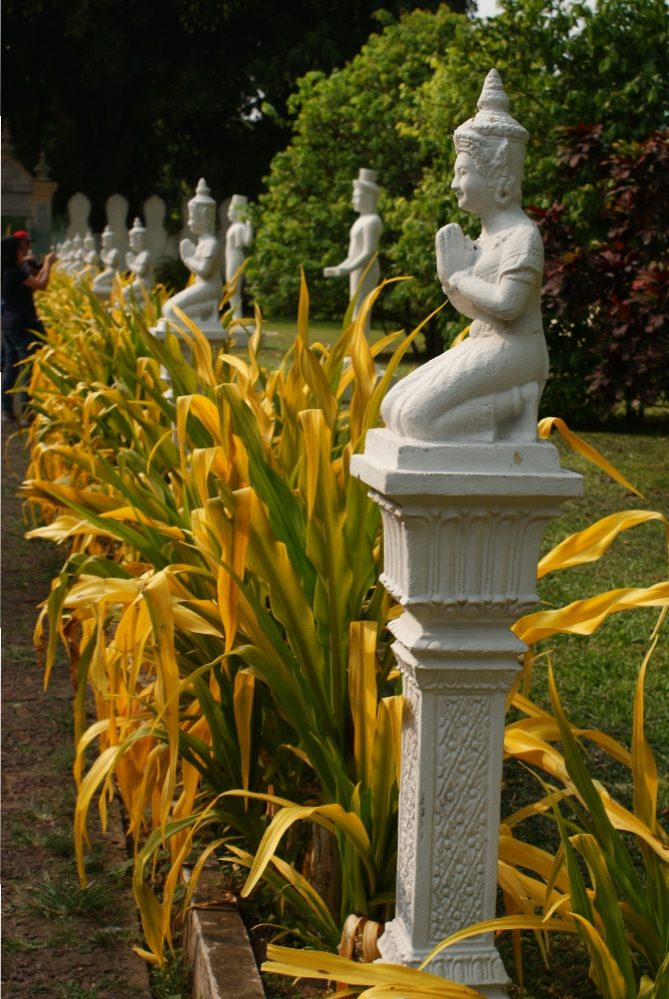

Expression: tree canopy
xmin=247 ymin=0 xmax=668 ymax=419
xmin=3 ymin=0 xmax=461 ymax=226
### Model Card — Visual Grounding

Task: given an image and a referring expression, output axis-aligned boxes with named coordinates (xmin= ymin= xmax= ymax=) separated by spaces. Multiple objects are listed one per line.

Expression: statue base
xmin=225 ymin=319 xmax=255 ymax=346
xmin=379 ymin=918 xmax=509 ymax=999
xmin=352 ymin=429 xmax=582 ymax=998
xmin=150 ymin=316 xmax=224 ymax=341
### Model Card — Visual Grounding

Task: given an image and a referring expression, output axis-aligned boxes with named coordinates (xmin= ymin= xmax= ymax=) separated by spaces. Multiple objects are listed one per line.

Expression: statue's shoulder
xmin=500 ymin=219 xmax=543 ymax=274
xmin=226 ymin=223 xmax=245 ymax=248
xmin=199 ymin=232 xmax=220 ymax=254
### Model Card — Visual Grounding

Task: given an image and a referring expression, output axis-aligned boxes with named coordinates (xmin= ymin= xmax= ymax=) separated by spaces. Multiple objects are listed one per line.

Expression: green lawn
xmin=534 ymin=430 xmax=669 ymax=788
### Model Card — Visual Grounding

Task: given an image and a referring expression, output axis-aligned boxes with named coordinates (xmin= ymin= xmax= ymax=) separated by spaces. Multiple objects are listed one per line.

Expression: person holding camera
xmin=1 ymin=233 xmax=56 ymax=422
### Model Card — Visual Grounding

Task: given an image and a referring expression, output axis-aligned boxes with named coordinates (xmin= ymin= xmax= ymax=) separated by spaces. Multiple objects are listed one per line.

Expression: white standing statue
xmin=381 ymin=69 xmax=548 ymax=444
xmin=225 ymin=194 xmax=254 ymax=321
xmin=323 ymin=167 xmax=383 ymax=332
xmin=92 ymin=226 xmax=120 ymax=299
xmin=124 ymin=217 xmax=154 ymax=302
xmin=159 ymin=178 xmax=222 ymax=333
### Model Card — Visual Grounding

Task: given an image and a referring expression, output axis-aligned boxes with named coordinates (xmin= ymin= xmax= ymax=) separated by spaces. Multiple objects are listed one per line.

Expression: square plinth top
xmin=351 ymin=429 xmax=583 ymax=500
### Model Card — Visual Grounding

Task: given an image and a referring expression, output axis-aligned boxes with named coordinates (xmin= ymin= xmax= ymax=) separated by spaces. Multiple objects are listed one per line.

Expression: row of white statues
xmin=151 ymin=169 xmax=384 ymax=335
xmin=57 ymin=189 xmax=255 ymax=320
xmin=155 ymin=172 xmax=383 ymax=335
xmin=57 ymin=166 xmax=385 ymax=333
xmin=56 ymin=221 xmax=154 ymax=302
xmin=55 ymin=65 xmax=545 ymax=437
xmin=152 ymin=64 xmax=545 ymax=445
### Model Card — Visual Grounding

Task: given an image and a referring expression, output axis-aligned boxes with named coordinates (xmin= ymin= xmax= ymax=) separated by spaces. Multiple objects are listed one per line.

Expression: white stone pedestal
xmin=150 ymin=317 xmax=223 ymax=342
xmin=351 ymin=430 xmax=582 ymax=997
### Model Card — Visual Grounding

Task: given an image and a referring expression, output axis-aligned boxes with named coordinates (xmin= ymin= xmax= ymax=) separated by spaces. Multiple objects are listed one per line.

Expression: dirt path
xmin=1 ymin=425 xmax=151 ymax=999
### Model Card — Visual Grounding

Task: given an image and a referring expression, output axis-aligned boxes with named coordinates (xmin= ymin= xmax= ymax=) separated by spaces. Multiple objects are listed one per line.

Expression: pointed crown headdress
xmin=189 ymin=178 xmax=216 ymax=208
xmin=454 ymin=70 xmax=528 ymax=158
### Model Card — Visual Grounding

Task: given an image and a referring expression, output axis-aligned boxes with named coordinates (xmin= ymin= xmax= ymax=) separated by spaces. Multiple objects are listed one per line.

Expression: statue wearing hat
xmin=225 ymin=195 xmax=254 ymax=322
xmin=159 ymin=178 xmax=222 ymax=333
xmin=124 ymin=217 xmax=154 ymax=303
xmin=324 ymin=168 xmax=383 ymax=333
xmin=381 ymin=69 xmax=549 ymax=443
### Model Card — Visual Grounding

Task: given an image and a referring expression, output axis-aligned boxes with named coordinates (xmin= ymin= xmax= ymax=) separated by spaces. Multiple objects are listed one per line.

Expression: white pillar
xmin=352 ymin=431 xmax=582 ymax=997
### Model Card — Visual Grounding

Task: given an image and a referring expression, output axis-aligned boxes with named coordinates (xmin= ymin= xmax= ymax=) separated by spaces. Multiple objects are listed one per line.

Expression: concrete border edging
xmin=182 ymin=875 xmax=266 ymax=999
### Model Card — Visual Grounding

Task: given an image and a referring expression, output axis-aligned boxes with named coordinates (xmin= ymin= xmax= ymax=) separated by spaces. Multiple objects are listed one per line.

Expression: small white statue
xmin=57 ymin=238 xmax=70 ymax=272
xmin=381 ymin=69 xmax=548 ymax=443
xmin=70 ymin=234 xmax=85 ymax=274
xmin=92 ymin=226 xmax=120 ymax=299
xmin=160 ymin=178 xmax=221 ymax=329
xmin=324 ymin=168 xmax=383 ymax=332
xmin=78 ymin=233 xmax=99 ymax=280
xmin=124 ymin=217 xmax=153 ymax=302
xmin=225 ymin=194 xmax=253 ymax=320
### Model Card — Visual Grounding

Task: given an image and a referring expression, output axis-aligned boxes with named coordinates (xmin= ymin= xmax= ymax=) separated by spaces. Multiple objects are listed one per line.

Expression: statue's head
xmin=101 ymin=225 xmax=114 ymax=248
xmin=128 ymin=217 xmax=146 ymax=251
xmin=188 ymin=178 xmax=216 ymax=234
xmin=352 ymin=168 xmax=380 ymax=213
xmin=452 ymin=70 xmax=528 ymax=210
xmin=83 ymin=233 xmax=96 ymax=251
xmin=227 ymin=194 xmax=248 ymax=223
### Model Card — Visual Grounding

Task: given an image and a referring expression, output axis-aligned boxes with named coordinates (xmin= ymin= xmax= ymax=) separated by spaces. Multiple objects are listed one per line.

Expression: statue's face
xmin=129 ymin=231 xmax=144 ymax=251
xmin=352 ymin=184 xmax=375 ymax=214
xmin=188 ymin=202 xmax=212 ymax=234
xmin=451 ymin=152 xmax=496 ymax=216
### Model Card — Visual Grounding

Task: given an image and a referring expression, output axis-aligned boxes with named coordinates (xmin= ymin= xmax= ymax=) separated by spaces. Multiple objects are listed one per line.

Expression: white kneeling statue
xmin=92 ymin=226 xmax=120 ymax=299
xmin=225 ymin=194 xmax=254 ymax=321
xmin=125 ymin=217 xmax=154 ymax=302
xmin=381 ymin=69 xmax=548 ymax=444
xmin=351 ymin=72 xmax=583 ymax=998
xmin=160 ymin=178 xmax=221 ymax=331
xmin=323 ymin=167 xmax=382 ymax=331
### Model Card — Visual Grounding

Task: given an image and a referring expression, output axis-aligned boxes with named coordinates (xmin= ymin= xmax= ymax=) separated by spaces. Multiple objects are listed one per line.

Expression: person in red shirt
xmin=1 ymin=234 xmax=56 ymax=421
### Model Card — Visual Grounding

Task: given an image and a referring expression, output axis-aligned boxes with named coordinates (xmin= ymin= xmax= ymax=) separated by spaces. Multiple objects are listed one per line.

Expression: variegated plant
xmin=22 ymin=271 xmax=669 ymax=993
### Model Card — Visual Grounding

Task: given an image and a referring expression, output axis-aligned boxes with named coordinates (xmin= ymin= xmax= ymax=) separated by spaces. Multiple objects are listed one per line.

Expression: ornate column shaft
xmin=352 ymin=431 xmax=582 ymax=997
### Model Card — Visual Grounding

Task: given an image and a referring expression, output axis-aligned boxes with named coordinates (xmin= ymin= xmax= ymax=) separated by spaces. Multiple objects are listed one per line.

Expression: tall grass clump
xmin=21 ymin=268 xmax=669 ymax=996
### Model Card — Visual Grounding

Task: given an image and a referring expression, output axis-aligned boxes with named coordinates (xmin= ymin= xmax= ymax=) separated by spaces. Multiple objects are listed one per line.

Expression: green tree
xmin=389 ymin=0 xmax=669 ymax=360
xmin=247 ymin=6 xmax=468 ymax=329
xmin=537 ymin=128 xmax=669 ymax=424
xmin=250 ymin=0 xmax=669 ymax=378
